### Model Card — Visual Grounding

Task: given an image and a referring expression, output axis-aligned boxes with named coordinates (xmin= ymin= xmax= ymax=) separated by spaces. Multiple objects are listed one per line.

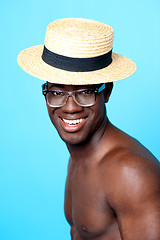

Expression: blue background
xmin=0 ymin=0 xmax=160 ymax=239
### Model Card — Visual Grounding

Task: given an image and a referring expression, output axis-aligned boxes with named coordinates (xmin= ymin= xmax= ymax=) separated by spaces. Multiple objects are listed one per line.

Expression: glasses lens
xmin=75 ymin=90 xmax=96 ymax=106
xmin=46 ymin=91 xmax=67 ymax=107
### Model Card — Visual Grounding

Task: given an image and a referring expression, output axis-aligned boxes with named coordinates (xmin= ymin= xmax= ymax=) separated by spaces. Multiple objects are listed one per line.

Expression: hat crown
xmin=44 ymin=18 xmax=114 ymax=58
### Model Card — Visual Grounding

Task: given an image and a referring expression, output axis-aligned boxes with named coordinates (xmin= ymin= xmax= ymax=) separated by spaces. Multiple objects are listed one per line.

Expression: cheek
xmin=47 ymin=105 xmax=57 ymax=125
xmin=92 ymin=99 xmax=106 ymax=122
xmin=85 ymin=102 xmax=106 ymax=136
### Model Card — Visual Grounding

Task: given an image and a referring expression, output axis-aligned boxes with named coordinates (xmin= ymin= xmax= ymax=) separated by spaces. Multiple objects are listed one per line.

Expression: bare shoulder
xmin=101 ymin=125 xmax=160 ymax=210
xmin=107 ymin=148 xmax=160 ymax=199
xmin=101 ymin=124 xmax=160 ymax=239
xmin=102 ymin=122 xmax=160 ymax=178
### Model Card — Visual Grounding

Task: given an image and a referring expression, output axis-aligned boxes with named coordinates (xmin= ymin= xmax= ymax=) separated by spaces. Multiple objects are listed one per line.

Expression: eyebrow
xmin=48 ymin=84 xmax=65 ymax=89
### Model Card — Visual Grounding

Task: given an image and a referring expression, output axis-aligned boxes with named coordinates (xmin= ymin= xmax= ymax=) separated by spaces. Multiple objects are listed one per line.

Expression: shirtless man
xmin=17 ymin=18 xmax=160 ymax=239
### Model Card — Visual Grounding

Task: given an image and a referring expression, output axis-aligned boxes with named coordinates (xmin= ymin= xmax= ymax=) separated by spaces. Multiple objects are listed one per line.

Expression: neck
xmin=66 ymin=116 xmax=110 ymax=164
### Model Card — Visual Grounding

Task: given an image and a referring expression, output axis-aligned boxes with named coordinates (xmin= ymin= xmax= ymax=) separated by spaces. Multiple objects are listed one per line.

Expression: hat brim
xmin=17 ymin=45 xmax=136 ymax=85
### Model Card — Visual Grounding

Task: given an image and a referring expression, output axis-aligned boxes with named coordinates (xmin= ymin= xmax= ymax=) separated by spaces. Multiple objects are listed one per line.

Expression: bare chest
xmin=64 ymin=166 xmax=121 ymax=239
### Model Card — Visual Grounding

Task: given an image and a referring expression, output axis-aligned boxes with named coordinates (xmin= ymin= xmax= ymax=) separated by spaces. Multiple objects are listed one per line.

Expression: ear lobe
xmin=104 ymin=82 xmax=113 ymax=103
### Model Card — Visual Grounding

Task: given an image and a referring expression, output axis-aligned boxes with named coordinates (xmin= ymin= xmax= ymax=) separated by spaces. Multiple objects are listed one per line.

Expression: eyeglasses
xmin=42 ymin=83 xmax=105 ymax=108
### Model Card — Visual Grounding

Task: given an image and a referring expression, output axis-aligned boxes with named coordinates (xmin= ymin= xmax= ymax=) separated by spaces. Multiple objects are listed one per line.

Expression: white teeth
xmin=62 ymin=118 xmax=85 ymax=125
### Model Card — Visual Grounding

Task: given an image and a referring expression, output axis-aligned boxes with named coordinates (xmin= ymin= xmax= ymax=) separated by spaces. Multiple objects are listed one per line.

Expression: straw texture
xmin=17 ymin=18 xmax=136 ymax=85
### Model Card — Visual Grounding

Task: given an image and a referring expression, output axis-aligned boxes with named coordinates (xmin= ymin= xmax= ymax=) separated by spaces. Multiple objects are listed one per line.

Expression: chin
xmin=59 ymin=135 xmax=86 ymax=145
xmin=57 ymin=131 xmax=90 ymax=145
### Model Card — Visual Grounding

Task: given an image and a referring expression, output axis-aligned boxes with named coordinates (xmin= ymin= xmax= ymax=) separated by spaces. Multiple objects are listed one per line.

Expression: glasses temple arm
xmin=41 ymin=82 xmax=47 ymax=92
xmin=98 ymin=83 xmax=105 ymax=93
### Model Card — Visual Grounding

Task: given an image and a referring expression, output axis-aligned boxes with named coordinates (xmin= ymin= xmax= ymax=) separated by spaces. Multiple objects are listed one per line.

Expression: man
xmin=17 ymin=18 xmax=160 ymax=239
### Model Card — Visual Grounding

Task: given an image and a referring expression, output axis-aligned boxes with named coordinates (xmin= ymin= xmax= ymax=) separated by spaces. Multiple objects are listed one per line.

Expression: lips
xmin=59 ymin=117 xmax=87 ymax=132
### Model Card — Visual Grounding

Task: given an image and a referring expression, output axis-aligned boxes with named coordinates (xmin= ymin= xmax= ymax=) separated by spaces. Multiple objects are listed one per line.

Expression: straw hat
xmin=17 ymin=18 xmax=136 ymax=85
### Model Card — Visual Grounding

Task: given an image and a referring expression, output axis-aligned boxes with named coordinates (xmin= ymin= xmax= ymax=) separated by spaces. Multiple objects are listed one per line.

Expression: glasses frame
xmin=42 ymin=83 xmax=105 ymax=108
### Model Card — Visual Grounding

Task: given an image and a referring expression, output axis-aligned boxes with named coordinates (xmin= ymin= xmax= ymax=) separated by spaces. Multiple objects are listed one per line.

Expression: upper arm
xmin=108 ymin=155 xmax=160 ymax=240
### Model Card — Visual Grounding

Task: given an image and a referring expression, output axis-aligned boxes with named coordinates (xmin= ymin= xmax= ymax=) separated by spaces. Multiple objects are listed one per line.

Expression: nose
xmin=61 ymin=95 xmax=83 ymax=113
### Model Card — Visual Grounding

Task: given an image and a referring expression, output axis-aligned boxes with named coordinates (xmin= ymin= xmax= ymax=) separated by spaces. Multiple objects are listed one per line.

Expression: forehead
xmin=47 ymin=82 xmax=101 ymax=90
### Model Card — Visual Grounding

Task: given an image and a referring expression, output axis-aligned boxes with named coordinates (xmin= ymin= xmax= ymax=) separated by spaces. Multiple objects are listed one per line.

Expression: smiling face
xmin=45 ymin=82 xmax=113 ymax=145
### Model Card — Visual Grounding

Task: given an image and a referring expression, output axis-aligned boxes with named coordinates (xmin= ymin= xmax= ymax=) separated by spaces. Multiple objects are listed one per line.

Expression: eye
xmin=52 ymin=91 xmax=65 ymax=96
xmin=81 ymin=90 xmax=94 ymax=95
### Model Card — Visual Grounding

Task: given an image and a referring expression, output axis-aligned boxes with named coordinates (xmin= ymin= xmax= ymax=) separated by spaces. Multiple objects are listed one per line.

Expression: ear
xmin=104 ymin=82 xmax=113 ymax=103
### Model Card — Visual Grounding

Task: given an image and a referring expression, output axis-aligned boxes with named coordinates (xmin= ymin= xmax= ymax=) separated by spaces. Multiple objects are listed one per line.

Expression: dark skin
xmin=45 ymin=82 xmax=160 ymax=240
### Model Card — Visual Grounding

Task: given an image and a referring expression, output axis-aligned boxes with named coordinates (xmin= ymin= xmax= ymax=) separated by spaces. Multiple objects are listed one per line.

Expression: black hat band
xmin=42 ymin=46 xmax=112 ymax=72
